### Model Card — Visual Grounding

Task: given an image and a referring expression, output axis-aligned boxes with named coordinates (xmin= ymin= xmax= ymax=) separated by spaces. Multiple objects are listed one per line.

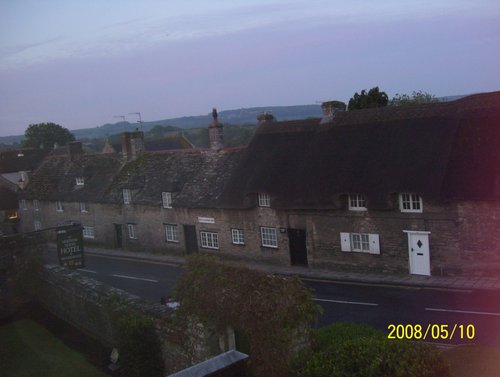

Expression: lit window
xmin=260 ymin=227 xmax=278 ymax=248
xmin=80 ymin=202 xmax=88 ymax=213
xmin=165 ymin=224 xmax=178 ymax=242
xmin=162 ymin=192 xmax=172 ymax=208
xmin=83 ymin=226 xmax=95 ymax=239
xmin=200 ymin=231 xmax=219 ymax=249
xmin=348 ymin=194 xmax=367 ymax=211
xmin=258 ymin=193 xmax=271 ymax=207
xmin=56 ymin=201 xmax=63 ymax=212
xmin=33 ymin=200 xmax=39 ymax=211
xmin=34 ymin=220 xmax=42 ymax=231
xmin=7 ymin=211 xmax=18 ymax=220
xmin=123 ymin=189 xmax=131 ymax=205
xmin=19 ymin=200 xmax=27 ymax=210
xmin=340 ymin=232 xmax=380 ymax=254
xmin=76 ymin=177 xmax=85 ymax=186
xmin=231 ymin=229 xmax=245 ymax=245
xmin=127 ymin=223 xmax=137 ymax=239
xmin=399 ymin=193 xmax=423 ymax=213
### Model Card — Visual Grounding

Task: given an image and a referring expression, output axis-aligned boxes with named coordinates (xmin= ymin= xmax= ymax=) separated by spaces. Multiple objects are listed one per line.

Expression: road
xmin=43 ymin=251 xmax=500 ymax=347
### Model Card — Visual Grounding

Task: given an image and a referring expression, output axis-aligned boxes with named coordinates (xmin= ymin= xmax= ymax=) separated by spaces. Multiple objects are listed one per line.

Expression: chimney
xmin=68 ymin=141 xmax=83 ymax=161
xmin=257 ymin=112 xmax=276 ymax=125
xmin=208 ymin=108 xmax=224 ymax=150
xmin=320 ymin=100 xmax=346 ymax=124
xmin=122 ymin=130 xmax=144 ymax=160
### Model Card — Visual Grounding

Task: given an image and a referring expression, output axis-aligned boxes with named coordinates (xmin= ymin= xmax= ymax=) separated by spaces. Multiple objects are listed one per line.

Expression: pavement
xmin=80 ymin=245 xmax=500 ymax=292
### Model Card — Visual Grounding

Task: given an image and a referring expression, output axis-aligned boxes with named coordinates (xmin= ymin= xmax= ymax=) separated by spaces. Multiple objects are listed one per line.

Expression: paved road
xmin=43 ymin=251 xmax=500 ymax=347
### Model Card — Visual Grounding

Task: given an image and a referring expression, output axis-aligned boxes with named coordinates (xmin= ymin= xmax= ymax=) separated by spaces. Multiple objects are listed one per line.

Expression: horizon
xmin=1 ymin=1 xmax=499 ymax=137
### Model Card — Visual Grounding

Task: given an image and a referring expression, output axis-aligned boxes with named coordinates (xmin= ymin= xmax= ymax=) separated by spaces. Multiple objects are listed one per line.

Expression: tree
xmin=348 ymin=86 xmax=389 ymax=110
xmin=390 ymin=90 xmax=440 ymax=106
xmin=22 ymin=122 xmax=75 ymax=149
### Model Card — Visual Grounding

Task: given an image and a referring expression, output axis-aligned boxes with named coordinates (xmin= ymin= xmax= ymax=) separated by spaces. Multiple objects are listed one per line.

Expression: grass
xmin=443 ymin=345 xmax=500 ymax=377
xmin=0 ymin=319 xmax=109 ymax=377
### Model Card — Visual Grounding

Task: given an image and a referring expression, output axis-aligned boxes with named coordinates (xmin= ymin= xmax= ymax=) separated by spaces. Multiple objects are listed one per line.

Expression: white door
xmin=406 ymin=232 xmax=431 ymax=276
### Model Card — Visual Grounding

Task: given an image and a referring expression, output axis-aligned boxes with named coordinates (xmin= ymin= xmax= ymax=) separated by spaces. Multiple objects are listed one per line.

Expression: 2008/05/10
xmin=387 ymin=324 xmax=475 ymax=340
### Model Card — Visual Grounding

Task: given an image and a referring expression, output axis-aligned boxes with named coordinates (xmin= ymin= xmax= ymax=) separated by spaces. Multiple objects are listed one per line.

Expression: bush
xmin=295 ymin=323 xmax=452 ymax=377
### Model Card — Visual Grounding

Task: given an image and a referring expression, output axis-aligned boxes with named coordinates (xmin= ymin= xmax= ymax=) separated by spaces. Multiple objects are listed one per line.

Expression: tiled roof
xmin=0 ymin=148 xmax=48 ymax=174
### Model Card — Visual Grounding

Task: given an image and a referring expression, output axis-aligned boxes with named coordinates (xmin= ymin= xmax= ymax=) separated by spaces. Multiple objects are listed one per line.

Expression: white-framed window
xmin=56 ymin=201 xmax=63 ymax=212
xmin=127 ymin=223 xmax=137 ymax=239
xmin=123 ymin=189 xmax=131 ymax=205
xmin=165 ymin=224 xmax=178 ymax=242
xmin=399 ymin=193 xmax=423 ymax=213
xmin=80 ymin=202 xmax=88 ymax=213
xmin=200 ymin=231 xmax=219 ymax=249
xmin=260 ymin=227 xmax=278 ymax=248
xmin=258 ymin=193 xmax=271 ymax=207
xmin=34 ymin=220 xmax=42 ymax=231
xmin=348 ymin=194 xmax=367 ymax=211
xmin=33 ymin=199 xmax=39 ymax=211
xmin=83 ymin=226 xmax=95 ymax=239
xmin=340 ymin=232 xmax=380 ymax=254
xmin=162 ymin=192 xmax=172 ymax=208
xmin=76 ymin=177 xmax=85 ymax=186
xmin=19 ymin=199 xmax=27 ymax=210
xmin=231 ymin=229 xmax=245 ymax=245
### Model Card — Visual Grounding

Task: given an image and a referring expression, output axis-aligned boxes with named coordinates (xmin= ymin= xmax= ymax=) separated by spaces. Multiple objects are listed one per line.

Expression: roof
xmin=0 ymin=148 xmax=48 ymax=174
xmin=219 ymin=91 xmax=500 ymax=209
xmin=0 ymin=187 xmax=18 ymax=209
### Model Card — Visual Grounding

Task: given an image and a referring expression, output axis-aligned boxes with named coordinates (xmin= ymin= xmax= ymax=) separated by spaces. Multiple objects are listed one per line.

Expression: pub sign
xmin=56 ymin=224 xmax=85 ymax=268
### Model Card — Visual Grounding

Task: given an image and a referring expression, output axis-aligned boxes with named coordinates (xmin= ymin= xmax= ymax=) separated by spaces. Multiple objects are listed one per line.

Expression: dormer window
xmin=123 ymin=189 xmax=131 ymax=205
xmin=258 ymin=193 xmax=271 ymax=207
xmin=348 ymin=194 xmax=367 ymax=211
xmin=162 ymin=192 xmax=172 ymax=209
xmin=76 ymin=177 xmax=85 ymax=186
xmin=399 ymin=193 xmax=423 ymax=213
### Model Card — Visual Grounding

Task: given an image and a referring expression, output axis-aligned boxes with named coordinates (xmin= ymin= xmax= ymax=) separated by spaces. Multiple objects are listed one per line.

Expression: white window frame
xmin=231 ymin=228 xmax=245 ymax=245
xmin=123 ymin=189 xmax=131 ymax=205
xmin=127 ymin=223 xmax=137 ymax=239
xmin=258 ymin=193 xmax=271 ymax=207
xmin=200 ymin=231 xmax=219 ymax=249
xmin=76 ymin=177 xmax=85 ymax=186
xmin=19 ymin=199 xmax=27 ymax=210
xmin=399 ymin=193 xmax=423 ymax=213
xmin=348 ymin=194 xmax=367 ymax=211
xmin=165 ymin=224 xmax=179 ymax=242
xmin=162 ymin=192 xmax=172 ymax=209
xmin=340 ymin=232 xmax=380 ymax=254
xmin=56 ymin=201 xmax=63 ymax=212
xmin=83 ymin=226 xmax=95 ymax=239
xmin=34 ymin=220 xmax=42 ymax=231
xmin=33 ymin=199 xmax=39 ymax=211
xmin=80 ymin=202 xmax=88 ymax=213
xmin=260 ymin=226 xmax=278 ymax=248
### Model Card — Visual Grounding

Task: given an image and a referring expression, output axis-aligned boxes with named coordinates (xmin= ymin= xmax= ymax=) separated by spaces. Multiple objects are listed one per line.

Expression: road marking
xmin=314 ymin=298 xmax=378 ymax=306
xmin=112 ymin=274 xmax=158 ymax=283
xmin=426 ymin=307 xmax=500 ymax=317
xmin=88 ymin=253 xmax=181 ymax=267
xmin=77 ymin=269 xmax=97 ymax=274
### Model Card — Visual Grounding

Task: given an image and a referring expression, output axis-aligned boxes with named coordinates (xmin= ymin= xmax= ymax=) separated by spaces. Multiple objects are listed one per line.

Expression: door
xmin=114 ymin=224 xmax=122 ymax=248
xmin=406 ymin=232 xmax=430 ymax=276
xmin=288 ymin=228 xmax=308 ymax=266
xmin=183 ymin=225 xmax=198 ymax=254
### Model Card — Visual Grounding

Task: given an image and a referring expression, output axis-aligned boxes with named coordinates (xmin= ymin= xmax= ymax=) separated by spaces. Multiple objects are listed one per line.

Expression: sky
xmin=1 ymin=0 xmax=500 ymax=137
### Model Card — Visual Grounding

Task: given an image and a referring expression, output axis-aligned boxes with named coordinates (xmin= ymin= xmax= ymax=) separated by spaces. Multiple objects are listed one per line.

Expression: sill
xmin=201 ymin=246 xmax=219 ymax=250
xmin=232 ymin=243 xmax=245 ymax=246
xmin=348 ymin=207 xmax=367 ymax=212
xmin=261 ymin=245 xmax=278 ymax=249
xmin=166 ymin=240 xmax=179 ymax=243
xmin=400 ymin=210 xmax=423 ymax=213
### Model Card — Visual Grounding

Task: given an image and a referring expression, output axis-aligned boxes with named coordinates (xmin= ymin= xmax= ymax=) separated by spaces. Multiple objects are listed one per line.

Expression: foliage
xmin=295 ymin=322 xmax=452 ymax=377
xmin=348 ymin=86 xmax=389 ymax=110
xmin=146 ymin=124 xmax=181 ymax=138
xmin=173 ymin=255 xmax=321 ymax=377
xmin=390 ymin=90 xmax=440 ymax=106
xmin=22 ymin=122 xmax=75 ymax=149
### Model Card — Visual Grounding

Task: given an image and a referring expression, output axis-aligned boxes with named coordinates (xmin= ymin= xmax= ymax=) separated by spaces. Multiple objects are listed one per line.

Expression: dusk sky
xmin=1 ymin=0 xmax=499 ymax=137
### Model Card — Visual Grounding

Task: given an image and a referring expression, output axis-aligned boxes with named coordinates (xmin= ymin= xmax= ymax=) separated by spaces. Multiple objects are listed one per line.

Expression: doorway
xmin=405 ymin=231 xmax=431 ymax=275
xmin=183 ymin=225 xmax=198 ymax=254
xmin=288 ymin=228 xmax=308 ymax=266
xmin=114 ymin=224 xmax=123 ymax=248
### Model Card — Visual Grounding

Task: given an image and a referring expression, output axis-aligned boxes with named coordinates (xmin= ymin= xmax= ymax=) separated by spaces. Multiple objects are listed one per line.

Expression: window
xmin=34 ymin=220 xmax=42 ymax=231
xmin=200 ymin=231 xmax=219 ymax=249
xmin=127 ymin=223 xmax=137 ymax=239
xmin=231 ymin=229 xmax=245 ymax=245
xmin=260 ymin=227 xmax=278 ymax=248
xmin=258 ymin=193 xmax=271 ymax=207
xmin=399 ymin=193 xmax=423 ymax=213
xmin=340 ymin=232 xmax=380 ymax=254
xmin=123 ymin=189 xmax=131 ymax=204
xmin=83 ymin=226 xmax=95 ymax=239
xmin=7 ymin=211 xmax=18 ymax=220
xmin=162 ymin=192 xmax=172 ymax=208
xmin=165 ymin=224 xmax=178 ymax=242
xmin=349 ymin=194 xmax=367 ymax=211
xmin=56 ymin=201 xmax=63 ymax=212
xmin=76 ymin=177 xmax=85 ymax=186
xmin=80 ymin=202 xmax=88 ymax=213
xmin=33 ymin=199 xmax=39 ymax=211
xmin=19 ymin=200 xmax=27 ymax=210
